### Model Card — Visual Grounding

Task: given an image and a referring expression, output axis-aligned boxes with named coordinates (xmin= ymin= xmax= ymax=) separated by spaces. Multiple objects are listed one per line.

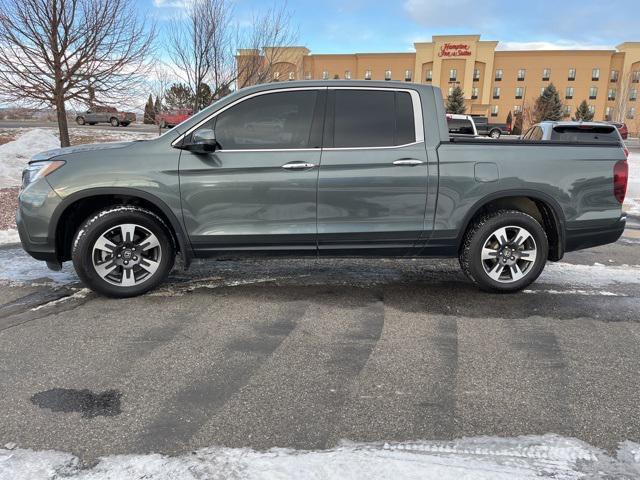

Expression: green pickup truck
xmin=17 ymin=81 xmax=629 ymax=297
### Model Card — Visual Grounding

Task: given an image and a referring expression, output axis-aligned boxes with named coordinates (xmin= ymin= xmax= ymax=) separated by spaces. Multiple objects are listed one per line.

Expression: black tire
xmin=489 ymin=129 xmax=501 ymax=139
xmin=76 ymin=116 xmax=85 ymax=125
xmin=459 ymin=210 xmax=548 ymax=293
xmin=121 ymin=122 xmax=130 ymax=127
xmin=72 ymin=206 xmax=175 ymax=298
xmin=110 ymin=117 xmax=120 ymax=127
xmin=88 ymin=122 xmax=97 ymax=125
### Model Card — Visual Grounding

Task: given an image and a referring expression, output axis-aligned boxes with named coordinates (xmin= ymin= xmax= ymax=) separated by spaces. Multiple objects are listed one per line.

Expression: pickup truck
xmin=473 ymin=116 xmax=510 ymax=138
xmin=156 ymin=109 xmax=193 ymax=128
xmin=18 ymin=81 xmax=628 ymax=297
xmin=76 ymin=106 xmax=136 ymax=127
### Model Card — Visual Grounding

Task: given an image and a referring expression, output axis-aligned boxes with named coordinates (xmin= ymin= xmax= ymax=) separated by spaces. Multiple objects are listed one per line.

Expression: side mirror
xmin=183 ymin=128 xmax=218 ymax=153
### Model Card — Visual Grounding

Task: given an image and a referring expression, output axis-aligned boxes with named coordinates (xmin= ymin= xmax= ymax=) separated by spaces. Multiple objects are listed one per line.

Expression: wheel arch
xmin=457 ymin=190 xmax=566 ymax=261
xmin=49 ymin=187 xmax=192 ymax=267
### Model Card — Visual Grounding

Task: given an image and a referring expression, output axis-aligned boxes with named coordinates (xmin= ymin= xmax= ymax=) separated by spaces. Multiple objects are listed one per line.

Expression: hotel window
xmin=565 ymin=87 xmax=574 ymax=99
xmin=515 ymin=87 xmax=524 ymax=99
xmin=473 ymin=68 xmax=480 ymax=81
xmin=633 ymin=71 xmax=640 ymax=83
xmin=514 ymin=105 xmax=523 ymax=114
xmin=449 ymin=69 xmax=457 ymax=81
xmin=273 ymin=71 xmax=280 ymax=81
xmin=563 ymin=105 xmax=572 ymax=117
xmin=425 ymin=69 xmax=433 ymax=82
xmin=322 ymin=70 xmax=329 ymax=80
xmin=589 ymin=87 xmax=598 ymax=99
xmin=491 ymin=105 xmax=499 ymax=117
xmin=364 ymin=69 xmax=372 ymax=80
xmin=605 ymin=106 xmax=613 ymax=120
xmin=493 ymin=87 xmax=500 ymax=99
xmin=542 ymin=68 xmax=551 ymax=81
xmin=608 ymin=88 xmax=616 ymax=100
xmin=568 ymin=68 xmax=576 ymax=81
xmin=471 ymin=87 xmax=479 ymax=99
xmin=495 ymin=69 xmax=503 ymax=81
xmin=610 ymin=70 xmax=619 ymax=82
xmin=288 ymin=72 xmax=295 ymax=80
xmin=405 ymin=69 xmax=412 ymax=81
xmin=517 ymin=69 xmax=526 ymax=81
xmin=588 ymin=105 xmax=596 ymax=115
xmin=384 ymin=69 xmax=392 ymax=81
xmin=631 ymin=88 xmax=638 ymax=101
xmin=345 ymin=70 xmax=352 ymax=80
xmin=628 ymin=107 xmax=636 ymax=119
xmin=304 ymin=71 xmax=312 ymax=80
xmin=592 ymin=68 xmax=600 ymax=81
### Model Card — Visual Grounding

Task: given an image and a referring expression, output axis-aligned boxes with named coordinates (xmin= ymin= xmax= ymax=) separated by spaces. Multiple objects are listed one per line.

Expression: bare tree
xmin=235 ymin=3 xmax=299 ymax=89
xmin=150 ymin=63 xmax=175 ymax=113
xmin=0 ymin=0 xmax=155 ymax=147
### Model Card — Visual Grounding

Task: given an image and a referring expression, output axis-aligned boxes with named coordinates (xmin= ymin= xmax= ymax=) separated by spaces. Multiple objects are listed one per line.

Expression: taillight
xmin=614 ymin=160 xmax=628 ymax=203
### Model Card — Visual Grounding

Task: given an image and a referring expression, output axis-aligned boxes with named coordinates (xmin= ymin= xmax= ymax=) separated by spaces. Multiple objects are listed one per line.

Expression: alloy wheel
xmin=481 ymin=225 xmax=537 ymax=283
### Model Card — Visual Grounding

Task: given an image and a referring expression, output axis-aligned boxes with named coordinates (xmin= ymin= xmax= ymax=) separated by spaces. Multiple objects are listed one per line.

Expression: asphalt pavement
xmin=1 ymin=217 xmax=639 ymax=465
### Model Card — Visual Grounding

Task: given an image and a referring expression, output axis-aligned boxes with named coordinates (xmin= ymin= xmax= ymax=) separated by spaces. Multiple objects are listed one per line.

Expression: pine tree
xmin=575 ymin=100 xmax=594 ymax=121
xmin=533 ymin=84 xmax=563 ymax=122
xmin=153 ymin=96 xmax=162 ymax=115
xmin=446 ymin=86 xmax=466 ymax=114
xmin=165 ymin=83 xmax=194 ymax=110
xmin=143 ymin=94 xmax=155 ymax=124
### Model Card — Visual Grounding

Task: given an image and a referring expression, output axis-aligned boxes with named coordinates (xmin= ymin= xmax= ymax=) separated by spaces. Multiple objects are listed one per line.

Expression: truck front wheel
xmin=72 ymin=206 xmax=175 ymax=297
xmin=459 ymin=210 xmax=548 ymax=292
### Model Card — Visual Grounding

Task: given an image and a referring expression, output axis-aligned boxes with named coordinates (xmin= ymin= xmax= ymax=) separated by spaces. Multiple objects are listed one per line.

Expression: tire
xmin=459 ymin=210 xmax=548 ymax=293
xmin=489 ymin=129 xmax=501 ymax=139
xmin=72 ymin=206 xmax=175 ymax=297
xmin=110 ymin=117 xmax=120 ymax=127
xmin=88 ymin=122 xmax=97 ymax=125
xmin=76 ymin=116 xmax=85 ymax=125
xmin=121 ymin=122 xmax=130 ymax=127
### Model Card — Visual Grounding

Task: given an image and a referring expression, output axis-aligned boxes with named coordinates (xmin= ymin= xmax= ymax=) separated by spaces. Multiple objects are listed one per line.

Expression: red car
xmin=608 ymin=121 xmax=628 ymax=140
xmin=156 ymin=109 xmax=193 ymax=128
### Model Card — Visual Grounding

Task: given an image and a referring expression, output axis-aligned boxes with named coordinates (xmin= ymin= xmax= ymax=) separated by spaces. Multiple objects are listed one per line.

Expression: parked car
xmin=606 ymin=121 xmax=628 ymax=140
xmin=473 ymin=116 xmax=511 ymax=138
xmin=155 ymin=109 xmax=193 ymax=128
xmin=18 ymin=81 xmax=628 ymax=297
xmin=76 ymin=106 xmax=136 ymax=127
xmin=446 ymin=114 xmax=478 ymax=136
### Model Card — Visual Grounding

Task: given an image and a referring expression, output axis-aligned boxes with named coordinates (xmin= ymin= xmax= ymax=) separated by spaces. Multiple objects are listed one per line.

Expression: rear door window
xmin=550 ymin=125 xmax=619 ymax=142
xmin=447 ymin=118 xmax=475 ymax=135
xmin=332 ymin=90 xmax=416 ymax=147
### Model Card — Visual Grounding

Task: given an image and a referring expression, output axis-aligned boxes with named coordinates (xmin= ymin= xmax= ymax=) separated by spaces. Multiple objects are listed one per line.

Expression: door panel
xmin=317 ymin=143 xmax=428 ymax=254
xmin=317 ymin=88 xmax=428 ymax=255
xmin=179 ymin=88 xmax=325 ymax=253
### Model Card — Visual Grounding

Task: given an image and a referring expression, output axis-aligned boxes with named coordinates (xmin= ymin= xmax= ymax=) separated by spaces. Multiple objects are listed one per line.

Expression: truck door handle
xmin=281 ymin=161 xmax=317 ymax=170
xmin=393 ymin=159 xmax=424 ymax=166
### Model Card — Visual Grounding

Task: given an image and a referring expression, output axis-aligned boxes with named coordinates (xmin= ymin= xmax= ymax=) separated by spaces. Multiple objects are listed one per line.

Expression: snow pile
xmin=540 ymin=261 xmax=640 ymax=287
xmin=625 ymin=151 xmax=640 ymax=215
xmin=1 ymin=434 xmax=639 ymax=480
xmin=0 ymin=228 xmax=19 ymax=245
xmin=0 ymin=129 xmax=60 ymax=187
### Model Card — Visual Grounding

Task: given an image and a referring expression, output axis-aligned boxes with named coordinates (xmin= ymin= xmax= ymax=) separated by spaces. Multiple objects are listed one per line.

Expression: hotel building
xmin=237 ymin=35 xmax=640 ymax=132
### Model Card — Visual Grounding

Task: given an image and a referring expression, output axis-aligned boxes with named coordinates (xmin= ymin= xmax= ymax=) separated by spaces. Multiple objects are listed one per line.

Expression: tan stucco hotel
xmin=238 ymin=35 xmax=640 ymax=129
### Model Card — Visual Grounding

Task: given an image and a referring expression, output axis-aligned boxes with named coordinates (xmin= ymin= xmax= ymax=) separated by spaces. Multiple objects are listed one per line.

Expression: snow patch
xmin=0 ymin=129 xmax=60 ymax=187
xmin=1 ymin=435 xmax=639 ymax=480
xmin=0 ymin=229 xmax=19 ymax=245
xmin=539 ymin=262 xmax=640 ymax=287
xmin=625 ymin=151 xmax=640 ymax=215
xmin=524 ymin=288 xmax=623 ymax=296
xmin=0 ymin=247 xmax=77 ymax=286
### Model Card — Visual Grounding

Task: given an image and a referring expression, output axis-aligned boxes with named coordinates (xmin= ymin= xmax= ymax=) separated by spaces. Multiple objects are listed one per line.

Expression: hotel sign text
xmin=438 ymin=43 xmax=472 ymax=57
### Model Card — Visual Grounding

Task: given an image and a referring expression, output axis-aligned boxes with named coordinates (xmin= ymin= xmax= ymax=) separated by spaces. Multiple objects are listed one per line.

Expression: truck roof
xmin=236 ymin=80 xmax=437 ymax=93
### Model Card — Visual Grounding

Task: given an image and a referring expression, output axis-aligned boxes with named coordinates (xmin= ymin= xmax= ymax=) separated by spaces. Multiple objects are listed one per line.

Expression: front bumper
xmin=16 ymin=179 xmax=62 ymax=263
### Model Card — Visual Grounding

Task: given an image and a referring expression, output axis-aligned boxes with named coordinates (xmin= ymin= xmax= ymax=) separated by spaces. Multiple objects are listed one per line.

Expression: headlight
xmin=21 ymin=160 xmax=65 ymax=189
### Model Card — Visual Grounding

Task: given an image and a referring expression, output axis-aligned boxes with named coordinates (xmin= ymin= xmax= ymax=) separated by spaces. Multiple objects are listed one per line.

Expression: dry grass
xmin=0 ymin=187 xmax=19 ymax=230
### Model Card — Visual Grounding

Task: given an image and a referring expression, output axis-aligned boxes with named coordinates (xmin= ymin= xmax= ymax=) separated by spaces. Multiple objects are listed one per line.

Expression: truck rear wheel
xmin=110 ymin=117 xmax=120 ymax=127
xmin=72 ymin=206 xmax=175 ymax=297
xmin=489 ymin=129 xmax=501 ymax=139
xmin=76 ymin=116 xmax=85 ymax=125
xmin=459 ymin=210 xmax=548 ymax=292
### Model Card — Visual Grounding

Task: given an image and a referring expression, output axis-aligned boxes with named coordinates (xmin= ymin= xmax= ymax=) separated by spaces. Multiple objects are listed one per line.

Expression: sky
xmin=148 ymin=0 xmax=638 ymax=53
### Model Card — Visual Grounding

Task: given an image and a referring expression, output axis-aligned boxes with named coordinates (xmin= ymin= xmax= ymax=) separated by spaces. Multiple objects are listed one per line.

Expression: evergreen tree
xmin=533 ymin=84 xmax=563 ymax=122
xmin=575 ymin=100 xmax=594 ymax=121
xmin=446 ymin=86 xmax=466 ymax=114
xmin=196 ymin=83 xmax=213 ymax=110
xmin=153 ymin=96 xmax=162 ymax=115
xmin=165 ymin=83 xmax=194 ymax=110
xmin=143 ymin=94 xmax=155 ymax=124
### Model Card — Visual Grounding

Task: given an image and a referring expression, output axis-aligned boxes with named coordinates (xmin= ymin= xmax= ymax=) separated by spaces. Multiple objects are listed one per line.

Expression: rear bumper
xmin=564 ymin=216 xmax=626 ymax=252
